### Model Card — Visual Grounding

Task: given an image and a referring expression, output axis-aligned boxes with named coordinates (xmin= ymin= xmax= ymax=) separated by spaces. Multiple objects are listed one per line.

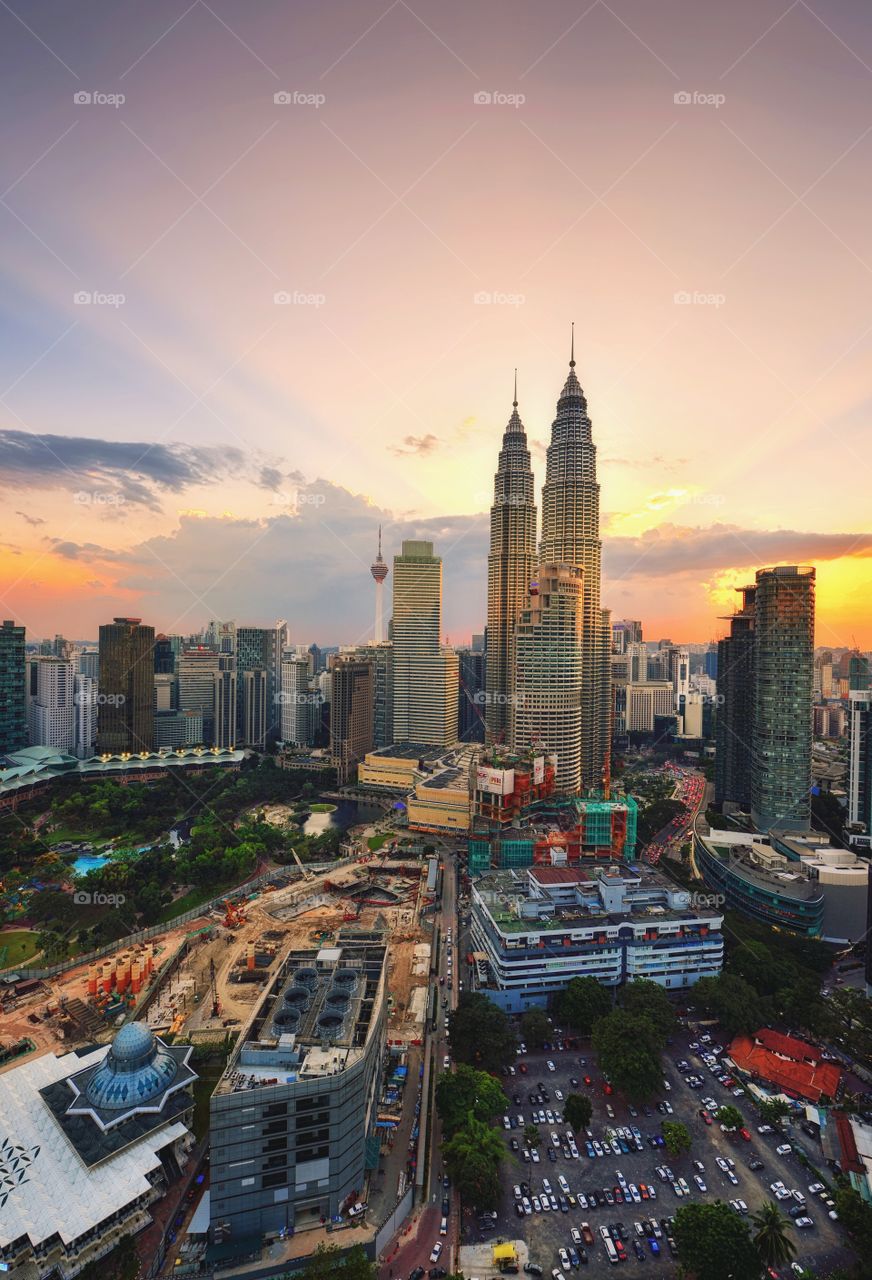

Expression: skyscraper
xmin=97 ymin=618 xmax=155 ymax=754
xmin=330 ymin=656 xmax=374 ymax=784
xmin=511 ymin=564 xmax=584 ymax=793
xmin=370 ymin=526 xmax=389 ymax=644
xmin=847 ymin=689 xmax=872 ymax=837
xmin=0 ymin=620 xmax=26 ymax=755
xmin=178 ymin=647 xmax=220 ymax=744
xmin=339 ymin=643 xmax=393 ymax=748
xmin=391 ymin=540 xmax=458 ymax=746
xmin=485 ymin=373 xmax=537 ymax=745
xmin=280 ymin=654 xmax=310 ymax=745
xmin=28 ymin=657 xmax=76 ymax=752
xmin=539 ymin=333 xmax=610 ymax=791
xmin=715 ymin=585 xmax=757 ymax=813
xmin=236 ymin=625 xmax=283 ymax=746
xmin=750 ymin=565 xmax=815 ymax=833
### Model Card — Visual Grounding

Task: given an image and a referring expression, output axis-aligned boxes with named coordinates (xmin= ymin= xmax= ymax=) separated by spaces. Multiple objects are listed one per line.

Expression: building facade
xmin=96 ymin=618 xmax=155 ymax=754
xmin=28 ymin=657 xmax=76 ymax=753
xmin=330 ymin=656 xmax=374 ymax=785
xmin=847 ymin=689 xmax=872 ymax=838
xmin=715 ymin=584 xmax=757 ymax=813
xmin=0 ymin=619 xmax=27 ymax=756
xmin=485 ymin=380 xmax=537 ymax=746
xmin=392 ymin=540 xmax=458 ymax=746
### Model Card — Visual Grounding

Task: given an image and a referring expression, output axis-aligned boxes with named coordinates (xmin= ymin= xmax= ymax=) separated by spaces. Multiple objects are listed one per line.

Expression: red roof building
xmin=728 ymin=1029 xmax=842 ymax=1103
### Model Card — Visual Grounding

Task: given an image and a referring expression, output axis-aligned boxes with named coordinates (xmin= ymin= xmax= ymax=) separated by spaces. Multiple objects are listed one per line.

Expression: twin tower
xmin=485 ymin=338 xmax=611 ymax=795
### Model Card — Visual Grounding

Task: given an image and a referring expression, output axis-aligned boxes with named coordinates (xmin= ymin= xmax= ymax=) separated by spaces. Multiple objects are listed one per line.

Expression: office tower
xmin=750 ymin=565 xmax=815 ymax=833
xmin=154 ymin=709 xmax=204 ymax=748
xmin=704 ymin=643 xmax=718 ymax=680
xmin=511 ymin=564 xmax=584 ymax=793
xmin=178 ymin=647 xmax=221 ymax=745
xmin=331 ymin=656 xmax=374 ymax=783
xmin=28 ymin=657 xmax=76 ymax=752
xmin=153 ymin=673 xmax=177 ymax=712
xmin=339 ymin=644 xmax=393 ymax=748
xmin=308 ymin=643 xmax=322 ymax=675
xmin=847 ymin=690 xmax=872 ymax=835
xmin=458 ymin=647 xmax=486 ymax=742
xmin=236 ymin=625 xmax=284 ymax=746
xmin=280 ymin=655 xmax=310 ymax=745
xmin=847 ymin=650 xmax=870 ymax=693
xmin=485 ymin=374 xmax=537 ymax=745
xmin=214 ymin=656 xmax=237 ymax=748
xmin=153 ymin=634 xmax=176 ymax=675
xmin=0 ymin=620 xmax=26 ymax=755
xmin=471 ymin=632 xmax=485 ymax=653
xmin=661 ymin=645 xmax=690 ymax=712
xmin=612 ymin=619 xmax=642 ymax=654
xmin=76 ymin=650 xmax=100 ymax=680
xmin=240 ymin=669 xmax=267 ymax=748
xmin=715 ymin=585 xmax=757 ymax=813
xmin=625 ymin=681 xmax=674 ymax=732
xmin=97 ymin=618 xmax=155 ymax=754
xmin=392 ymin=540 xmax=459 ymax=746
xmin=626 ymin=641 xmax=648 ymax=684
xmin=74 ymin=673 xmax=97 ymax=758
xmin=539 ymin=335 xmax=610 ymax=791
xmin=370 ymin=525 xmax=389 ymax=644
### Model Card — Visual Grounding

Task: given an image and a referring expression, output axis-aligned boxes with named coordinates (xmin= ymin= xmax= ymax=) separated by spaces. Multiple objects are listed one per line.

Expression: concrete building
xmin=330 ymin=656 xmax=374 ymax=785
xmin=154 ymin=708 xmax=204 ymax=748
xmin=781 ymin=841 xmax=871 ymax=942
xmin=485 ymin=376 xmax=537 ymax=746
xmin=75 ymin=650 xmax=100 ymax=681
xmin=214 ymin=656 xmax=237 ymax=749
xmin=338 ymin=643 xmax=393 ymax=749
xmin=814 ymin=703 xmax=846 ymax=738
xmin=625 ymin=681 xmax=673 ymax=733
xmin=847 ymin=689 xmax=872 ymax=839
xmin=356 ymin=744 xmax=441 ymax=791
xmin=0 ymin=1022 xmax=196 ymax=1280
xmin=236 ymin=624 xmax=284 ymax=746
xmin=178 ymin=647 xmax=221 ymax=745
xmin=458 ymin=647 xmax=486 ymax=743
xmin=392 ymin=540 xmax=458 ymax=747
xmin=693 ymin=827 xmax=826 ymax=936
xmin=470 ymin=864 xmax=723 ymax=1011
xmin=74 ymin=673 xmax=97 ymax=759
xmin=96 ymin=618 xmax=155 ymax=754
xmin=209 ymin=940 xmax=387 ymax=1239
xmin=715 ymin=584 xmax=757 ymax=814
xmin=0 ymin=620 xmax=27 ymax=756
xmin=153 ymin=672 xmax=176 ymax=712
xmin=539 ymin=337 xmax=611 ymax=790
xmin=28 ymin=657 xmax=76 ymax=752
xmin=407 ymin=764 xmax=471 ymax=833
xmin=280 ymin=655 xmax=311 ymax=746
xmin=510 ymin=563 xmax=584 ymax=794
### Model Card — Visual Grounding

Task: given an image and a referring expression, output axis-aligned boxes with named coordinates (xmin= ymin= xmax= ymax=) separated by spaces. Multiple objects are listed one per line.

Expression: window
xmin=265 ymin=1102 xmax=288 ymax=1118
xmin=263 ymin=1171 xmax=288 ymax=1189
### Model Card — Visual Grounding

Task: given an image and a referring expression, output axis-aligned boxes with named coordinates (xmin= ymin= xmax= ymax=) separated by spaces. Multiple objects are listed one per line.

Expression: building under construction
xmin=469 ymin=793 xmax=639 ymax=875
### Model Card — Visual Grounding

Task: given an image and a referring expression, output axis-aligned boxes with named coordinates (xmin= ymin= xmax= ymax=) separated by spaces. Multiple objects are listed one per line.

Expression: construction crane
xmin=209 ymin=958 xmax=220 ymax=1018
xmin=290 ymin=848 xmax=312 ymax=881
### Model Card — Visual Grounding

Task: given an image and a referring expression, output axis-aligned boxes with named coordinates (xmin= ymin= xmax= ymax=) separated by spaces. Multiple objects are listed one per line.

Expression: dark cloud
xmin=15 ymin=510 xmax=45 ymax=526
xmin=47 ymin=539 xmax=116 ymax=560
xmin=389 ymin=434 xmax=441 ymax=457
xmin=0 ymin=430 xmax=247 ymax=511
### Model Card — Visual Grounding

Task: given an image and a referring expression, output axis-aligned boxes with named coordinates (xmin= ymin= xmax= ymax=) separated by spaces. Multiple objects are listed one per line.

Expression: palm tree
xmin=752 ymin=1200 xmax=796 ymax=1270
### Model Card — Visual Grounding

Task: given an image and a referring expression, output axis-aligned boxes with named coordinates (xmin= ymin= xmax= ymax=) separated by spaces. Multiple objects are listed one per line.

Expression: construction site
xmin=0 ymin=850 xmax=440 ymax=1070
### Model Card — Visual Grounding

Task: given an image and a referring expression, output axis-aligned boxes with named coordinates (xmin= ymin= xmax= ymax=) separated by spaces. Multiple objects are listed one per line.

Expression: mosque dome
xmin=85 ymin=1021 xmax=179 ymax=1111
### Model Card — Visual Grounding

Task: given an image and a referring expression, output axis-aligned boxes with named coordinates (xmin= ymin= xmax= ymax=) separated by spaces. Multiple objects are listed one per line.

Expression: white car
xmin=808 ymin=1182 xmax=826 ymax=1195
xmin=547 ymin=1060 xmax=556 ymax=1072
xmin=794 ymin=1217 xmax=814 ymax=1229
xmin=694 ymin=1175 xmax=707 ymax=1192
xmin=513 ymin=1184 xmax=522 ymax=1199
xmin=571 ymin=1227 xmax=582 ymax=1245
xmin=531 ymin=1148 xmax=540 ymax=1163
xmin=777 ymin=1144 xmax=792 ymax=1156
xmin=558 ymin=1249 xmax=571 ymax=1271
xmin=503 ymin=1115 xmax=511 ymax=1129
xmin=542 ymin=1178 xmax=552 ymax=1194
xmin=578 ymin=1193 xmax=588 ymax=1209
xmin=555 ymin=1089 xmax=564 ymax=1101
xmin=532 ymin=1195 xmax=541 ymax=1212
xmin=716 ymin=1157 xmax=730 ymax=1172
xmin=430 ymin=1243 xmax=443 ymax=1263
xmin=558 ymin=1175 xmax=570 ymax=1194
xmin=757 ymin=1124 xmax=774 ymax=1134
xmin=726 ymin=1170 xmax=739 ymax=1185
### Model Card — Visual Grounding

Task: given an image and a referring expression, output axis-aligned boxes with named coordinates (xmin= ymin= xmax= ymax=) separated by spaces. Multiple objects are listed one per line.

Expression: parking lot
xmin=469 ymin=1025 xmax=853 ymax=1278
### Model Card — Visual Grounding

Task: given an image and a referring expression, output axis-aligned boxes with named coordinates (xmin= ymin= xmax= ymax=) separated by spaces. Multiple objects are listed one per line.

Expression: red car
xmin=739 ymin=1128 xmax=751 ymax=1142
xmin=639 ymin=1184 xmax=649 ymax=1200
xmin=518 ymin=1063 xmax=527 ymax=1074
xmin=700 ymin=1110 xmax=712 ymax=1125
xmin=583 ymin=1075 xmax=592 ymax=1085
xmin=603 ymin=1082 xmax=613 ymax=1095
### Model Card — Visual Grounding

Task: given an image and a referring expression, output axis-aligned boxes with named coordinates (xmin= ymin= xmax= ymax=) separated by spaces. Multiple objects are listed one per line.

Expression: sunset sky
xmin=1 ymin=0 xmax=871 ymax=649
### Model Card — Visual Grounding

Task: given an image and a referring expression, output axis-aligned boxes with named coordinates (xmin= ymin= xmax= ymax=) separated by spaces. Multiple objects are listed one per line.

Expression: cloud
xmin=0 ymin=430 xmax=248 ymax=511
xmin=46 ymin=539 xmax=117 ymax=560
xmin=389 ymin=433 xmax=441 ymax=457
xmin=15 ymin=510 xmax=45 ymax=527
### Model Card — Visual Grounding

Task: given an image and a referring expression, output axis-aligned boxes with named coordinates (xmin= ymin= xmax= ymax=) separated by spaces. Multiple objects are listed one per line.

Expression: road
xmin=644 ymin=766 xmax=706 ymax=871
xmin=380 ymin=850 xmax=462 ymax=1280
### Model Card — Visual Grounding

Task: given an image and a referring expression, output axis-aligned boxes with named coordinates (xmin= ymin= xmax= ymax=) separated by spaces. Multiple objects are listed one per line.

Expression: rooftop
xmin=704 ymin=840 xmax=824 ymax=903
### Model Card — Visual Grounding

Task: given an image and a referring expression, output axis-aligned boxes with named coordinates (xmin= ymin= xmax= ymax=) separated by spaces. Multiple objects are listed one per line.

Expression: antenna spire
xmin=513 ymin=368 xmax=518 ymax=408
xmin=569 ymin=321 xmax=576 ymax=368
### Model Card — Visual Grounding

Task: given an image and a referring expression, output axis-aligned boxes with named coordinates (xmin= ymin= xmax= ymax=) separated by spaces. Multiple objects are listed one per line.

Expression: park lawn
xmin=0 ymin=929 xmax=40 ymax=966
xmin=367 ymin=833 xmax=391 ymax=852
xmin=307 ymin=802 xmax=336 ymax=813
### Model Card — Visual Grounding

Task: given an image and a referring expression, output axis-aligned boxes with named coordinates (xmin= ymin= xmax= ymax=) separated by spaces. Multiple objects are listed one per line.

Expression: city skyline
xmin=2 ymin=0 xmax=872 ymax=647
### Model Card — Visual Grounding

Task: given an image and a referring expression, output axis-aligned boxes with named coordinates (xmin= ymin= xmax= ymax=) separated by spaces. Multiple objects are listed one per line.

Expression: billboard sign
xmin=477 ymin=766 xmax=514 ymax=795
xmin=533 ymin=755 xmax=545 ymax=784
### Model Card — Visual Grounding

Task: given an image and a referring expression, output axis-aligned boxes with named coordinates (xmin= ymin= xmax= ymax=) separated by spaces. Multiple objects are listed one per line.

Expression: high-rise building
xmin=539 ymin=335 xmax=610 ymax=790
xmin=214 ymin=656 xmax=237 ymax=749
xmin=28 ymin=657 xmax=76 ymax=752
xmin=330 ymin=656 xmax=374 ymax=784
xmin=153 ymin=673 xmax=177 ymax=712
xmin=485 ymin=374 xmax=537 ymax=745
xmin=97 ymin=618 xmax=155 ymax=754
xmin=715 ymin=585 xmax=757 ymax=814
xmin=236 ymin=625 xmax=283 ymax=746
xmin=750 ymin=566 xmax=815 ymax=833
xmin=280 ymin=655 xmax=311 ymax=745
xmin=847 ymin=690 xmax=872 ymax=837
xmin=391 ymin=540 xmax=459 ymax=746
xmin=0 ymin=620 xmax=27 ymax=756
xmin=74 ymin=672 xmax=97 ymax=758
xmin=178 ymin=647 xmax=220 ymax=744
xmin=338 ymin=643 xmax=393 ymax=748
xmin=370 ymin=525 xmax=389 ymax=644
xmin=153 ymin=635 xmax=176 ymax=675
xmin=458 ymin=647 xmax=486 ymax=742
xmin=511 ymin=563 xmax=584 ymax=793
xmin=612 ymin=620 xmax=642 ymax=654
xmin=704 ymin=644 xmax=718 ymax=680
xmin=240 ymin=669 xmax=268 ymax=748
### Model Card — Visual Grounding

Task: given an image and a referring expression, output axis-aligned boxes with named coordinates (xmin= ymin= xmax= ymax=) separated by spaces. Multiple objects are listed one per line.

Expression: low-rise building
xmin=356 ymin=744 xmax=441 ymax=790
xmin=469 ymin=863 xmax=723 ymax=1011
xmin=0 ymin=1023 xmax=196 ymax=1280
xmin=407 ymin=765 xmax=471 ymax=833
xmin=693 ymin=826 xmax=826 ymax=936
xmin=727 ymin=1028 xmax=841 ymax=1104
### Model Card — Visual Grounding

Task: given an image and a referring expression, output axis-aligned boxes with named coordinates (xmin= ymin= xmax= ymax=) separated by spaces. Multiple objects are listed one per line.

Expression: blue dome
xmin=85 ymin=1021 xmax=179 ymax=1111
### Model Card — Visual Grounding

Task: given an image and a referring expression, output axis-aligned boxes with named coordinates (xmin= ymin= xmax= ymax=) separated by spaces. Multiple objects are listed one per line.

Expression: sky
xmin=1 ymin=0 xmax=871 ymax=650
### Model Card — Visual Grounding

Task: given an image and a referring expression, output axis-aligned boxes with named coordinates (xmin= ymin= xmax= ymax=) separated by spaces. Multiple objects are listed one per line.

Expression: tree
xmin=834 ymin=1186 xmax=872 ymax=1257
xmin=523 ymin=1123 xmax=541 ymax=1148
xmin=671 ymin=1202 xmax=761 ymax=1280
xmin=554 ymin=976 xmax=612 ymax=1033
xmin=661 ymin=1120 xmax=691 ymax=1157
xmin=618 ymin=978 xmax=676 ymax=1039
xmin=716 ymin=1104 xmax=744 ymax=1132
xmin=757 ymin=1097 xmax=791 ymax=1129
xmin=691 ymin=973 xmax=768 ymax=1038
xmin=752 ymin=1201 xmax=797 ymax=1270
xmin=563 ymin=1093 xmax=593 ymax=1134
xmin=520 ymin=1007 xmax=551 ymax=1049
xmin=447 ymin=994 xmax=517 ymax=1073
xmin=592 ymin=1011 xmax=664 ymax=1100
xmin=435 ymin=1064 xmax=506 ymax=1137
xmin=301 ymin=1244 xmax=376 ymax=1280
xmin=442 ymin=1113 xmax=504 ymax=1210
